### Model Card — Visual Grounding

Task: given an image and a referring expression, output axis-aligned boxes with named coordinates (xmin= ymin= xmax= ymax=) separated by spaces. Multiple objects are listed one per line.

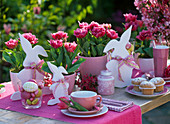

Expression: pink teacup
xmin=70 ymin=91 xmax=102 ymax=110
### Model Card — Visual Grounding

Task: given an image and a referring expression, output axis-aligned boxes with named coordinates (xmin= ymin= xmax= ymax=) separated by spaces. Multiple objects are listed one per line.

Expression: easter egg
xmin=23 ymin=82 xmax=38 ymax=92
xmin=26 ymin=99 xmax=32 ymax=105
xmin=35 ymin=89 xmax=42 ymax=98
xmin=21 ymin=91 xmax=31 ymax=99
xmin=32 ymin=98 xmax=39 ymax=105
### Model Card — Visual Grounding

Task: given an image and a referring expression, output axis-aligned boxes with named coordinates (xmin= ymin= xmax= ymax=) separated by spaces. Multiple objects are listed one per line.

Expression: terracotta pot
xmin=10 ymin=71 xmax=21 ymax=91
xmin=64 ymin=73 xmax=76 ymax=95
xmin=139 ymin=58 xmax=154 ymax=73
xmin=78 ymin=55 xmax=107 ymax=76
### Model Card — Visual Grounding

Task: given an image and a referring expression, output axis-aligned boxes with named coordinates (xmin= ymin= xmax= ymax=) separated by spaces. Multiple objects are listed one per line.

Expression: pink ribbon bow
xmin=112 ymin=55 xmax=139 ymax=82
xmin=25 ymin=60 xmax=48 ymax=79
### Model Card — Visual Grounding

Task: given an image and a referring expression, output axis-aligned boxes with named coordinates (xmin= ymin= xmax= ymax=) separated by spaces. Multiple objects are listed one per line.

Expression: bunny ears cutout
xmin=47 ymin=62 xmax=68 ymax=82
xmin=18 ymin=33 xmax=48 ymax=66
xmin=103 ymin=26 xmax=132 ymax=53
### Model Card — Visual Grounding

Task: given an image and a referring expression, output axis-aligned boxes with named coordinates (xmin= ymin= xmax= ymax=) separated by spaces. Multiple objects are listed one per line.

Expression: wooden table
xmin=0 ymin=85 xmax=170 ymax=124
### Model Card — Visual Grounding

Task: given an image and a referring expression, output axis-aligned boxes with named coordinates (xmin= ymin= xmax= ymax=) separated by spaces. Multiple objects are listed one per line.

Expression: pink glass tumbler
xmin=153 ymin=45 xmax=169 ymax=77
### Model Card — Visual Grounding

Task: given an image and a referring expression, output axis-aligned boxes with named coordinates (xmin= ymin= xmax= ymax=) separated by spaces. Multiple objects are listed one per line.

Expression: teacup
xmin=70 ymin=91 xmax=102 ymax=110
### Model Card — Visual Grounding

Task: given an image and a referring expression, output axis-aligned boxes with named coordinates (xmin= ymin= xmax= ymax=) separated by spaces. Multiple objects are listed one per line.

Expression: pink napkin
xmin=0 ymin=83 xmax=142 ymax=124
xmin=102 ymin=98 xmax=134 ymax=112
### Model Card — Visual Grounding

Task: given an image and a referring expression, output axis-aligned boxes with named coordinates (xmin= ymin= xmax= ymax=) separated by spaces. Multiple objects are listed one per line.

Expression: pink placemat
xmin=0 ymin=83 xmax=142 ymax=124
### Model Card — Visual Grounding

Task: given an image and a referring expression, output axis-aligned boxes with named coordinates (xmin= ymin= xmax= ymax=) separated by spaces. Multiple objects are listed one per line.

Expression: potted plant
xmin=2 ymin=33 xmax=39 ymax=91
xmin=74 ymin=21 xmax=118 ymax=76
xmin=42 ymin=31 xmax=86 ymax=94
xmin=123 ymin=13 xmax=154 ymax=73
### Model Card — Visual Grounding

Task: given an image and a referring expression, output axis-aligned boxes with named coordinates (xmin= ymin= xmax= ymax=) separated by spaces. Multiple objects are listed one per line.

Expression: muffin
xmin=131 ymin=77 xmax=147 ymax=92
xmin=150 ymin=77 xmax=165 ymax=92
xmin=139 ymin=81 xmax=156 ymax=95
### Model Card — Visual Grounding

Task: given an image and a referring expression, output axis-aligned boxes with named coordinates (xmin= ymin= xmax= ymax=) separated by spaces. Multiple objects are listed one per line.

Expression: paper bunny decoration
xmin=10 ymin=33 xmax=48 ymax=101
xmin=103 ymin=26 xmax=139 ymax=88
xmin=47 ymin=62 xmax=69 ymax=105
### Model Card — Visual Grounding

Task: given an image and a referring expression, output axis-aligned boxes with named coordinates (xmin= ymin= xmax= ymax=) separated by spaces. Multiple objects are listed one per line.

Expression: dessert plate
xmin=126 ymin=86 xmax=169 ymax=98
xmin=0 ymin=88 xmax=5 ymax=94
xmin=67 ymin=105 xmax=103 ymax=115
xmin=61 ymin=105 xmax=108 ymax=118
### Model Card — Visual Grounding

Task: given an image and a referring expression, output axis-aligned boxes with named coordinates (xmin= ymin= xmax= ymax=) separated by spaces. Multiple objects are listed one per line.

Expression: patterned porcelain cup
xmin=70 ymin=91 xmax=102 ymax=110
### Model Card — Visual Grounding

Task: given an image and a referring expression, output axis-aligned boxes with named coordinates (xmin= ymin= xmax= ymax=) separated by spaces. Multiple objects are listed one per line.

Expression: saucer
xmin=61 ymin=105 xmax=108 ymax=118
xmin=68 ymin=105 xmax=103 ymax=115
xmin=126 ymin=86 xmax=169 ymax=98
xmin=0 ymin=88 xmax=5 ymax=94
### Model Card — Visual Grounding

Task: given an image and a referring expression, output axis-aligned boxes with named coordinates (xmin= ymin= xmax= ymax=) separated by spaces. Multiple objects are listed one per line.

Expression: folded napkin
xmin=101 ymin=98 xmax=134 ymax=112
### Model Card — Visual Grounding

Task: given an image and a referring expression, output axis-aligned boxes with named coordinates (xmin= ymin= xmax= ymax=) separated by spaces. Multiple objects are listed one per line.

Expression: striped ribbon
xmin=112 ymin=55 xmax=139 ymax=82
xmin=24 ymin=60 xmax=48 ymax=79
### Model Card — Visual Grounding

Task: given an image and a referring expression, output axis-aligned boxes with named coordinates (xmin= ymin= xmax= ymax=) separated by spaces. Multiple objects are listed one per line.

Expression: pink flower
xmin=3 ymin=24 xmax=11 ymax=35
xmin=136 ymin=20 xmax=143 ymax=28
xmin=88 ymin=21 xmax=100 ymax=31
xmin=91 ymin=26 xmax=105 ymax=38
xmin=124 ymin=21 xmax=138 ymax=31
xmin=5 ymin=39 xmax=18 ymax=49
xmin=22 ymin=33 xmax=38 ymax=44
xmin=64 ymin=42 xmax=77 ymax=52
xmin=51 ymin=31 xmax=68 ymax=40
xmin=106 ymin=29 xmax=118 ymax=39
xmin=78 ymin=21 xmax=89 ymax=29
xmin=102 ymin=23 xmax=112 ymax=29
xmin=57 ymin=97 xmax=70 ymax=109
xmin=74 ymin=28 xmax=88 ymax=38
xmin=33 ymin=7 xmax=41 ymax=15
xmin=123 ymin=13 xmax=137 ymax=22
xmin=136 ymin=30 xmax=152 ymax=41
xmin=49 ymin=39 xmax=63 ymax=49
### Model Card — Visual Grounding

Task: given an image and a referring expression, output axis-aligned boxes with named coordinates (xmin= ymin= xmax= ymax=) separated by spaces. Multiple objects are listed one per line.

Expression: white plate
xmin=61 ymin=105 xmax=108 ymax=118
xmin=0 ymin=88 xmax=6 ymax=94
xmin=126 ymin=86 xmax=169 ymax=98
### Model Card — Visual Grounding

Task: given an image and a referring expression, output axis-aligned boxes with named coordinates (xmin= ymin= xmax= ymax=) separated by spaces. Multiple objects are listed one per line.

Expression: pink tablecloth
xmin=0 ymin=83 xmax=142 ymax=124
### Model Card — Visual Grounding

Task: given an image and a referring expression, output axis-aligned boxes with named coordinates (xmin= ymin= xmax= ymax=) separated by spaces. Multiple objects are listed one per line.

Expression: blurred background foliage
xmin=0 ymin=0 xmax=139 ymax=82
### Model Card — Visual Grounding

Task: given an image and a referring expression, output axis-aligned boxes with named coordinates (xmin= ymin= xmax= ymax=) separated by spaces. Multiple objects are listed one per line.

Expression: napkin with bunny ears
xmin=47 ymin=62 xmax=69 ymax=105
xmin=103 ymin=26 xmax=139 ymax=88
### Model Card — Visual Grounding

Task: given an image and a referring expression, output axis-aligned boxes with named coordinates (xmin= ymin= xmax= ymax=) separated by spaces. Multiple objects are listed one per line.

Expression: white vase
xmin=139 ymin=58 xmax=154 ymax=73
xmin=10 ymin=71 xmax=21 ymax=91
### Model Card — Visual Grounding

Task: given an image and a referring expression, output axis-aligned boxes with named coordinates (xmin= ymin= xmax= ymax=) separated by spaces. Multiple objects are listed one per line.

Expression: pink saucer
xmin=68 ymin=105 xmax=103 ymax=115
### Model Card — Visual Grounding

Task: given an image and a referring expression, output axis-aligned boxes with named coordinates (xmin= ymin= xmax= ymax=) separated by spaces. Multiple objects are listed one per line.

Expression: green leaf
xmin=2 ymin=50 xmax=14 ymax=65
xmin=71 ymin=46 xmax=78 ymax=62
xmin=56 ymin=48 xmax=63 ymax=65
xmin=82 ymin=42 xmax=89 ymax=54
xmin=67 ymin=58 xmax=86 ymax=73
xmin=91 ymin=45 xmax=97 ymax=57
xmin=41 ymin=62 xmax=52 ymax=74
xmin=96 ymin=44 xmax=104 ymax=56
xmin=86 ymin=5 xmax=93 ymax=14
xmin=144 ymin=47 xmax=153 ymax=58
xmin=89 ymin=41 xmax=96 ymax=45
xmin=64 ymin=48 xmax=72 ymax=69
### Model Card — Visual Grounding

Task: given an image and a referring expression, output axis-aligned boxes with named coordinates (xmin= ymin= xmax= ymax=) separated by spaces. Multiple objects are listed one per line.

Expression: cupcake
xmin=150 ymin=77 xmax=165 ymax=92
xmin=139 ymin=81 xmax=156 ymax=95
xmin=131 ymin=77 xmax=147 ymax=92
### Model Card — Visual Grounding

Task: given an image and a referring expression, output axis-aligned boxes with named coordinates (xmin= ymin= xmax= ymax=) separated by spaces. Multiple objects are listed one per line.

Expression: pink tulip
xmin=3 ymin=24 xmax=11 ymax=35
xmin=58 ymin=97 xmax=70 ymax=109
xmin=49 ymin=39 xmax=63 ymax=49
xmin=78 ymin=21 xmax=89 ymax=29
xmin=74 ymin=28 xmax=88 ymax=38
xmin=88 ymin=21 xmax=100 ymax=31
xmin=22 ymin=33 xmax=38 ymax=44
xmin=136 ymin=30 xmax=152 ymax=41
xmin=5 ymin=39 xmax=18 ymax=49
xmin=106 ymin=29 xmax=119 ymax=39
xmin=91 ymin=26 xmax=105 ymax=38
xmin=102 ymin=23 xmax=112 ymax=29
xmin=123 ymin=13 xmax=137 ymax=22
xmin=64 ymin=42 xmax=77 ymax=53
xmin=51 ymin=31 xmax=68 ymax=40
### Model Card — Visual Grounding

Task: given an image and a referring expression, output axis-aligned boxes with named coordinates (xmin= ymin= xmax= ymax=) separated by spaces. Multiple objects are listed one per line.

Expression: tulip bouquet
xmin=42 ymin=31 xmax=86 ymax=74
xmin=2 ymin=33 xmax=38 ymax=73
xmin=74 ymin=21 xmax=118 ymax=57
xmin=123 ymin=13 xmax=153 ymax=58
